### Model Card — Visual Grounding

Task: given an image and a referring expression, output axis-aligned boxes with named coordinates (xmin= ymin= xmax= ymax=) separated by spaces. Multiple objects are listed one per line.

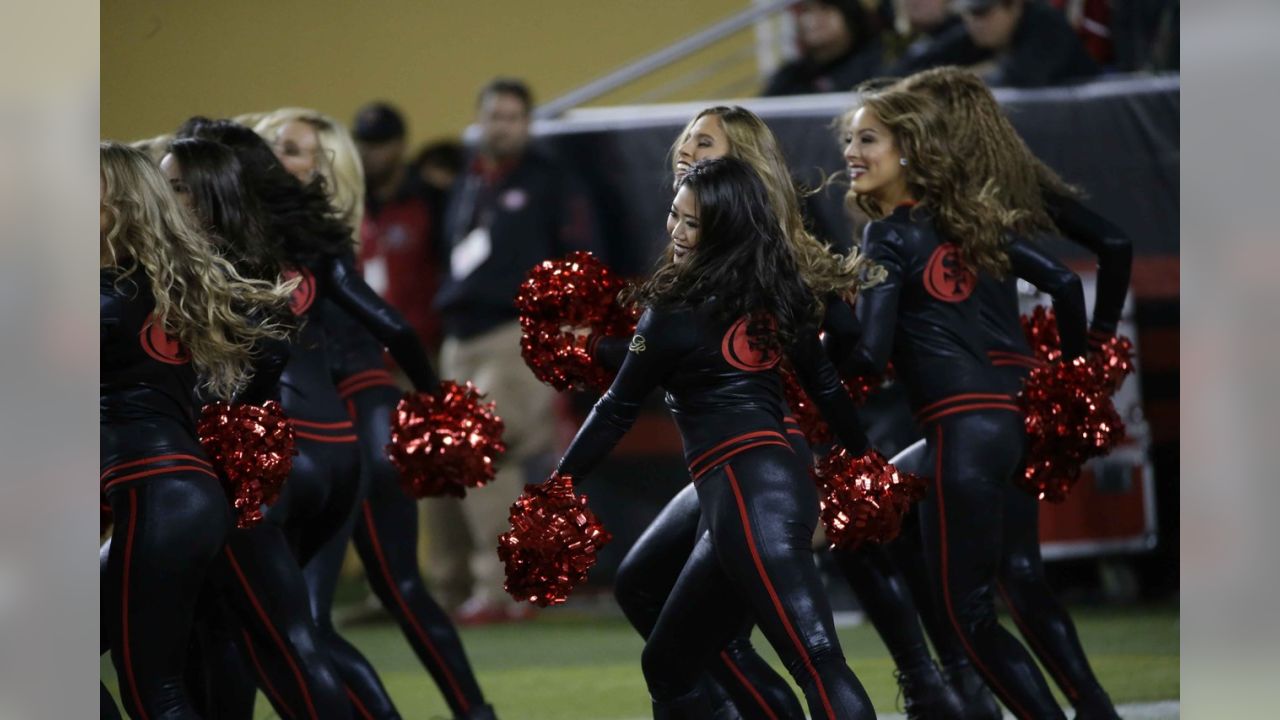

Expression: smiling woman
xmin=665 ymin=185 xmax=699 ymax=265
xmin=546 ymin=156 xmax=880 ymax=719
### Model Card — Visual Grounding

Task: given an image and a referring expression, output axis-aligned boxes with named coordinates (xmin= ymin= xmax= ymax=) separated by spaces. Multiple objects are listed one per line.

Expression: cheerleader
xmin=163 ymin=124 xmax=435 ymax=719
xmin=891 ymin=66 xmax=1128 ymax=720
xmin=253 ymin=108 xmax=496 ymax=720
xmin=837 ymin=85 xmax=1068 ymax=719
xmin=590 ymin=106 xmax=959 ymax=718
xmin=99 ymin=142 xmax=295 ymax=718
xmin=555 ymin=156 xmax=876 ymax=719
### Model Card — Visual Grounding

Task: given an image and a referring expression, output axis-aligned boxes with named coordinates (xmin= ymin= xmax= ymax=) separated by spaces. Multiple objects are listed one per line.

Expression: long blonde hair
xmin=253 ymin=108 xmax=366 ymax=244
xmin=100 ymin=142 xmax=296 ymax=399
xmin=670 ymin=106 xmax=881 ymax=299
xmin=896 ymin=67 xmax=1079 ymax=234
xmin=844 ymin=87 xmax=1023 ymax=277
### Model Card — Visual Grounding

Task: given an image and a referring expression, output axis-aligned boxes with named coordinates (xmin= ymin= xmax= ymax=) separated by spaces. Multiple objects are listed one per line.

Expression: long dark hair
xmin=176 ymin=117 xmax=352 ymax=273
xmin=627 ymin=156 xmax=819 ymax=353
xmin=165 ymin=138 xmax=275 ymax=276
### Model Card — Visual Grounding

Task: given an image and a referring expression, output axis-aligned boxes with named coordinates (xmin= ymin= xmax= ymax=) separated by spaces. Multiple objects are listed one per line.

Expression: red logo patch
xmin=282 ymin=267 xmax=317 ymax=316
xmin=721 ymin=316 xmax=780 ymax=372
xmin=923 ymin=244 xmax=975 ymax=302
xmin=139 ymin=313 xmax=190 ymax=365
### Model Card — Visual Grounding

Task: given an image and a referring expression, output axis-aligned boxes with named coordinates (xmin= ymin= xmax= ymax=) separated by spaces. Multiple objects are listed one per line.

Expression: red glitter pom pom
xmin=1022 ymin=305 xmax=1063 ymax=365
xmin=198 ymin=400 xmax=296 ymax=528
xmin=516 ymin=252 xmax=640 ymax=391
xmin=781 ymin=368 xmax=833 ymax=446
xmin=497 ymin=472 xmax=613 ymax=607
xmin=1093 ymin=334 xmax=1135 ymax=393
xmin=1019 ymin=357 xmax=1127 ymax=502
xmin=814 ymin=448 xmax=925 ymax=550
xmin=386 ymin=382 xmax=507 ymax=499
xmin=780 ymin=365 xmax=892 ymax=447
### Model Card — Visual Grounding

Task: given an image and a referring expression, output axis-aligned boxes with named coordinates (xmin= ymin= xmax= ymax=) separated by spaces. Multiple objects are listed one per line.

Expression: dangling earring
xmin=899 ymin=157 xmax=908 ymax=166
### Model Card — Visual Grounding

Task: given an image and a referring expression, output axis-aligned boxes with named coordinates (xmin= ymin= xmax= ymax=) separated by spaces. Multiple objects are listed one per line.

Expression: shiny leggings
xmin=615 ymin=482 xmax=804 ymax=720
xmin=916 ymin=409 xmax=1065 ymax=719
xmin=190 ymin=432 xmax=383 ymax=720
xmin=892 ymin=381 xmax=1118 ymax=717
xmin=641 ymin=445 xmax=873 ymax=720
xmin=103 ymin=474 xmax=230 ymax=719
xmin=304 ymin=384 xmax=491 ymax=719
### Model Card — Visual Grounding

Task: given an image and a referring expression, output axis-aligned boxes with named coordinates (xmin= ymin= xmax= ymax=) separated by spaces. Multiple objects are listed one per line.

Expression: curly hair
xmin=670 ymin=106 xmax=882 ymax=301
xmin=176 ymin=117 xmax=353 ymax=275
xmin=100 ymin=142 xmax=296 ymax=399
xmin=253 ymin=108 xmax=366 ymax=245
xmin=843 ymin=85 xmax=1022 ymax=278
xmin=896 ymin=66 xmax=1080 ymax=234
xmin=627 ymin=156 xmax=819 ymax=354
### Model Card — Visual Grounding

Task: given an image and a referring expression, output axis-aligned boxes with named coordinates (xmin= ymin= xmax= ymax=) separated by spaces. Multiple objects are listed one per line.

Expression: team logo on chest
xmin=721 ymin=316 xmax=779 ymax=372
xmin=282 ymin=267 xmax=317 ymax=316
xmin=139 ymin=312 xmax=190 ymax=365
xmin=923 ymin=244 xmax=975 ymax=302
xmin=628 ymin=334 xmax=647 ymax=353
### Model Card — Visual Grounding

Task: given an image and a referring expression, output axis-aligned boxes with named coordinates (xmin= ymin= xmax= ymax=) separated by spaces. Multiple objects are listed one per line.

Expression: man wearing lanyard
xmin=435 ymin=77 xmax=599 ymax=624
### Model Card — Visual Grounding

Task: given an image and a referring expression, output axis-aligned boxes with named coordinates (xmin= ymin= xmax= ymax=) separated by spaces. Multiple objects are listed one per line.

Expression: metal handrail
xmin=533 ymin=0 xmax=799 ymax=119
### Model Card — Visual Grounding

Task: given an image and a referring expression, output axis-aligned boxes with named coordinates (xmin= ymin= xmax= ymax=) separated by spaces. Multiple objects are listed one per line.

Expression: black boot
xmin=456 ymin=703 xmax=498 ymax=720
xmin=895 ymin=661 xmax=967 ymax=719
xmin=942 ymin=660 xmax=1003 ymax=720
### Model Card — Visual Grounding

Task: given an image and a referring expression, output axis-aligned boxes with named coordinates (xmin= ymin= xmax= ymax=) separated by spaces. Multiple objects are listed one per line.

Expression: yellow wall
xmin=102 ymin=0 xmax=760 ymax=147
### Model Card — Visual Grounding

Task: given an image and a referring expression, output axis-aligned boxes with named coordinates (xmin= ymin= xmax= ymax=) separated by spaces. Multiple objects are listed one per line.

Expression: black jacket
xmin=435 ymin=146 xmax=598 ymax=339
xmin=762 ymin=37 xmax=886 ymax=96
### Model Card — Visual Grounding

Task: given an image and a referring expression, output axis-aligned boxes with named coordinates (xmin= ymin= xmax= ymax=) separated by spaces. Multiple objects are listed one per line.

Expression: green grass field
xmin=103 ymin=599 xmax=1178 ymax=718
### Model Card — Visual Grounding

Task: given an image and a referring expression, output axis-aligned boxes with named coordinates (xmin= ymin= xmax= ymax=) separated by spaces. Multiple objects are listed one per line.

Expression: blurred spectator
xmin=889 ymin=0 xmax=986 ymax=74
xmin=436 ymin=78 xmax=598 ymax=624
xmin=762 ymin=0 xmax=886 ymax=96
xmin=414 ymin=139 xmax=465 ymax=193
xmin=352 ymin=101 xmax=442 ymax=352
xmin=1111 ymin=0 xmax=1178 ymax=72
xmin=1050 ymin=0 xmax=1112 ymax=66
xmin=412 ymin=139 xmax=466 ymax=248
xmin=898 ymin=0 xmax=1099 ymax=87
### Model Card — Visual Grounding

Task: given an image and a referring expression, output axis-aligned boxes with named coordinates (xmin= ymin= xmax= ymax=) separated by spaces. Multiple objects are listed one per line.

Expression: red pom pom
xmin=498 ymin=472 xmax=612 ymax=607
xmin=516 ymin=252 xmax=640 ymax=391
xmin=781 ymin=368 xmax=833 ymax=446
xmin=198 ymin=400 xmax=296 ymax=528
xmin=386 ymin=382 xmax=507 ymax=498
xmin=1022 ymin=306 xmax=1063 ymax=364
xmin=780 ymin=365 xmax=893 ymax=447
xmin=1093 ymin=334 xmax=1135 ymax=393
xmin=813 ymin=448 xmax=925 ymax=550
xmin=1019 ymin=357 xmax=1126 ymax=502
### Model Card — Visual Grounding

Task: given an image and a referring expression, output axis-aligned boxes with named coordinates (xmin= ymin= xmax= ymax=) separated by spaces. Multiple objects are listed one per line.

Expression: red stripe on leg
xmin=224 ymin=547 xmax=321 ymax=720
xmin=996 ymin=580 xmax=1079 ymax=701
xmin=932 ymin=427 xmax=1031 ymax=719
xmin=240 ymin=626 xmax=294 ymax=718
xmin=725 ymin=465 xmax=837 ymax=720
xmin=344 ymin=685 xmax=375 ymax=720
xmin=120 ymin=489 xmax=150 ymax=720
xmin=718 ymin=651 xmax=780 ymax=720
xmin=361 ymin=501 xmax=471 ymax=713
